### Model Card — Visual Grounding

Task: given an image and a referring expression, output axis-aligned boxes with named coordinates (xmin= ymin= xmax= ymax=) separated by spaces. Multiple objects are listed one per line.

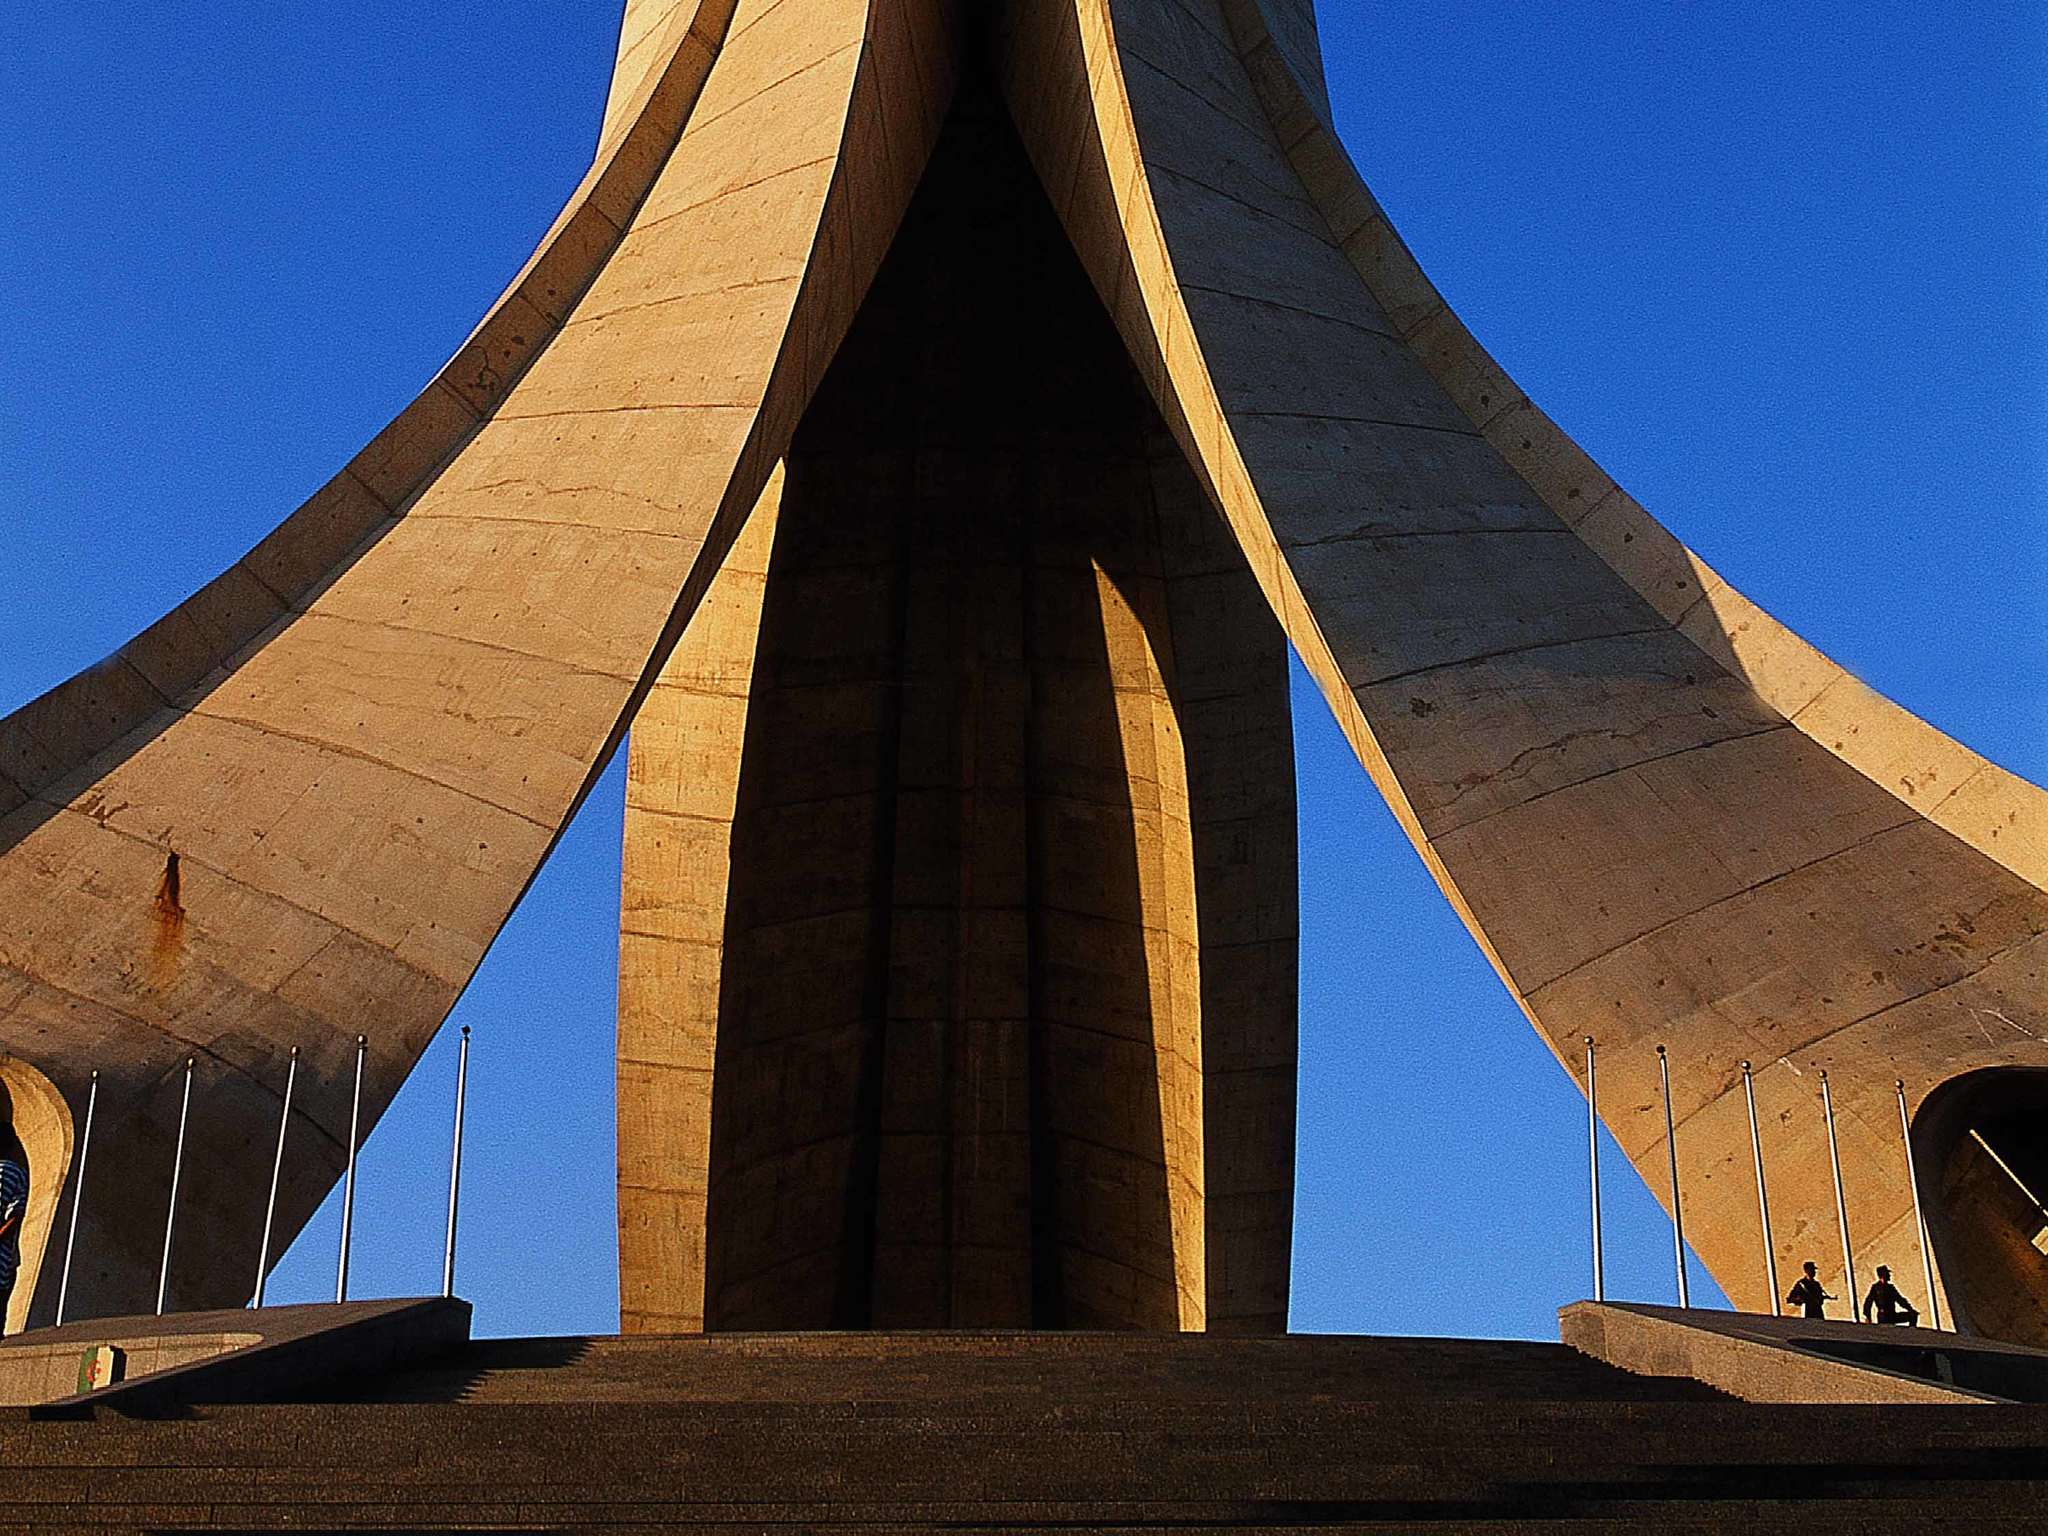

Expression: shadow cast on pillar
xmin=693 ymin=70 xmax=1294 ymax=1332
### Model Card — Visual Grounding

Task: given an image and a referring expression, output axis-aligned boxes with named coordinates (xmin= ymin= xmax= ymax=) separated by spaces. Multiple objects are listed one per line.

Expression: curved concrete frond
xmin=0 ymin=0 xmax=957 ymax=1321
xmin=6 ymin=0 xmax=2039 ymax=1345
xmin=998 ymin=0 xmax=2047 ymax=1335
xmin=1212 ymin=0 xmax=2047 ymax=897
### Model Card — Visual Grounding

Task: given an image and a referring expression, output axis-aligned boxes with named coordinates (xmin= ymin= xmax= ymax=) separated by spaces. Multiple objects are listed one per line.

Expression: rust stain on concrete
xmin=150 ymin=850 xmax=185 ymax=985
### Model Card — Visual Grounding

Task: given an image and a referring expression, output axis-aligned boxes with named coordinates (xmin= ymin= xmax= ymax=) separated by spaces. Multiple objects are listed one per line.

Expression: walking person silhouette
xmin=1785 ymin=1261 xmax=1834 ymax=1319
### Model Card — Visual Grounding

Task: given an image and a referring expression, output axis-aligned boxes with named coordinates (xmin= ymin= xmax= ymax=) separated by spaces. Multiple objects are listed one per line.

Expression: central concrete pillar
xmin=617 ymin=77 xmax=1297 ymax=1334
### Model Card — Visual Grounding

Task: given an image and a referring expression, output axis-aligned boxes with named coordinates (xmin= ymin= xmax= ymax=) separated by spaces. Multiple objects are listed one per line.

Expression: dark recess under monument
xmin=668 ymin=83 xmax=1296 ymax=1333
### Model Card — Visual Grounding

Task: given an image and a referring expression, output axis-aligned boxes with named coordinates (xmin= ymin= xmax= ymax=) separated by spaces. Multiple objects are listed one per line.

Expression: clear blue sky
xmin=3 ymin=3 xmax=2041 ymax=1339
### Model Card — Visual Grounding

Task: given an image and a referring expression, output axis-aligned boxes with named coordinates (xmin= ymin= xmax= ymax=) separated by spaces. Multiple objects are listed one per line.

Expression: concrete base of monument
xmin=6 ymin=1331 xmax=2048 ymax=1526
xmin=0 ymin=1297 xmax=470 ymax=1414
xmin=1562 ymin=1299 xmax=2048 ymax=1404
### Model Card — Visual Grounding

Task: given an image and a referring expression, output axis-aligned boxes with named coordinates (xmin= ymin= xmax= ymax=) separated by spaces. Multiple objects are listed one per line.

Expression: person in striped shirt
xmin=0 ymin=1133 xmax=26 ymax=1337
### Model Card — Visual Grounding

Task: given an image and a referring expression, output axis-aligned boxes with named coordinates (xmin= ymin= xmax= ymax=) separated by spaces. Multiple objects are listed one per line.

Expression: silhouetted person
xmin=0 ymin=1121 xmax=26 ymax=1338
xmin=1786 ymin=1260 xmax=1834 ymax=1319
xmin=1862 ymin=1265 xmax=1919 ymax=1326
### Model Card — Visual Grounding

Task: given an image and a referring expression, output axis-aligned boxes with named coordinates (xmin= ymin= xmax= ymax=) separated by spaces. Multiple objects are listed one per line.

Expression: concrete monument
xmin=1 ymin=0 xmax=2043 ymax=1342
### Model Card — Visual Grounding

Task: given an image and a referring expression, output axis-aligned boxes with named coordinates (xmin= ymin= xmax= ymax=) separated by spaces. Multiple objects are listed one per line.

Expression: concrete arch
xmin=1915 ymin=1067 xmax=2048 ymax=1346
xmin=0 ymin=1059 xmax=74 ymax=1334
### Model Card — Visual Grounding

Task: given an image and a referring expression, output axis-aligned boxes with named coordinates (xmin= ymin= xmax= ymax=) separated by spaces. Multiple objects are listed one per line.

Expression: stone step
xmin=1 ymin=1331 xmax=2040 ymax=1533
xmin=0 ymin=1524 xmax=2039 ymax=1536
xmin=3 ymin=1489 xmax=2047 ymax=1532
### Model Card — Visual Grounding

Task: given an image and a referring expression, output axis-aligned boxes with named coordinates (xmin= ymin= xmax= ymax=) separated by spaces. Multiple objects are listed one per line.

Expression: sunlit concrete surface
xmin=1 ymin=0 xmax=2041 ymax=1339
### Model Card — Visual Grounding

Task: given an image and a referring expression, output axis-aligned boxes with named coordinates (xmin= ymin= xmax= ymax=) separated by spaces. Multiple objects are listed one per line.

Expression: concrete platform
xmin=0 ymin=1297 xmax=469 ymax=1414
xmin=1563 ymin=1300 xmax=2048 ymax=1404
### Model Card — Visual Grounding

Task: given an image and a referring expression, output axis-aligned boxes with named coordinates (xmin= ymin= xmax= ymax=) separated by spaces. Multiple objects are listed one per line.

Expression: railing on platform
xmin=1568 ymin=1043 xmax=1950 ymax=1330
xmin=155 ymin=1056 xmax=195 ymax=1317
xmin=48 ymin=1023 xmax=477 ymax=1328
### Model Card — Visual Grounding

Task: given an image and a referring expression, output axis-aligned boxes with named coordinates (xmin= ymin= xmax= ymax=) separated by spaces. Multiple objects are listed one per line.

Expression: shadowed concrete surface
xmin=1564 ymin=1300 xmax=2048 ymax=1405
xmin=0 ymin=1298 xmax=468 ymax=1411
xmin=9 ymin=1331 xmax=2048 ymax=1531
xmin=1 ymin=0 xmax=2042 ymax=1345
xmin=625 ymin=80 xmax=1296 ymax=1336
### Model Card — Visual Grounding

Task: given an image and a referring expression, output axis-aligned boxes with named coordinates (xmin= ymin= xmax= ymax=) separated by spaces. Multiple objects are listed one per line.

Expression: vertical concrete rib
xmin=1151 ymin=431 xmax=1297 ymax=1335
xmin=617 ymin=472 xmax=781 ymax=1336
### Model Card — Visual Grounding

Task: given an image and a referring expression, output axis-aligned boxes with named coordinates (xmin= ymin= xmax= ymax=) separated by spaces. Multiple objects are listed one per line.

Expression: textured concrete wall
xmin=1560 ymin=1302 xmax=2010 ymax=1404
xmin=7 ymin=0 xmax=2038 ymax=1342
xmin=626 ymin=86 xmax=1297 ymax=1332
xmin=1152 ymin=427 xmax=1298 ymax=1335
xmin=603 ymin=1 xmax=701 ymax=144
xmin=995 ymin=0 xmax=2048 ymax=1339
xmin=616 ymin=474 xmax=781 ymax=1337
xmin=0 ymin=0 xmax=953 ymax=1322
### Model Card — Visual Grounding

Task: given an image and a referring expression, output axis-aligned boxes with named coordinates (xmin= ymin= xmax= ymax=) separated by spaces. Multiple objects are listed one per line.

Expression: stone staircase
xmin=2 ymin=1331 xmax=2045 ymax=1531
